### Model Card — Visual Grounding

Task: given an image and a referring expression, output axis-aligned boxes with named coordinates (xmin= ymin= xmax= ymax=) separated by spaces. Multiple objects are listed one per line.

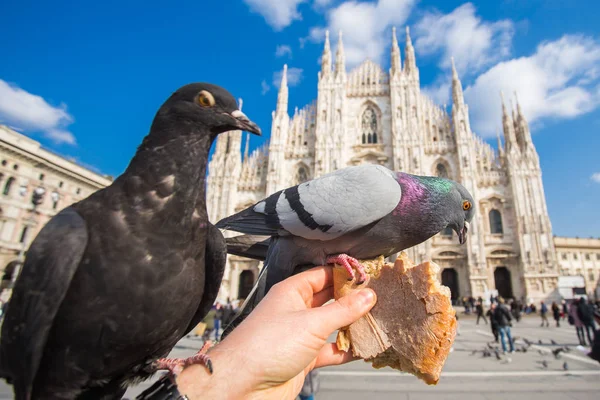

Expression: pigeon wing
xmin=225 ymin=234 xmax=271 ymax=261
xmin=185 ymin=223 xmax=227 ymax=333
xmin=216 ymin=165 xmax=401 ymax=241
xmin=0 ymin=207 xmax=88 ymax=396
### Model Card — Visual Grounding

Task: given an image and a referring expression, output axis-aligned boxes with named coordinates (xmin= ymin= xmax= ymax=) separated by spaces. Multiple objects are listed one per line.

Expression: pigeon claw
xmin=326 ymin=254 xmax=369 ymax=284
xmin=154 ymin=340 xmax=214 ymax=377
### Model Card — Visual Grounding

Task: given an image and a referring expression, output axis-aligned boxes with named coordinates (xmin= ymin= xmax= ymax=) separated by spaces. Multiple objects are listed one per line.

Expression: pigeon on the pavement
xmin=539 ymin=339 xmax=543 ymax=345
xmin=524 ymin=338 xmax=532 ymax=346
xmin=552 ymin=348 xmax=564 ymax=359
xmin=494 ymin=350 xmax=502 ymax=360
xmin=218 ymin=166 xmax=475 ymax=336
xmin=0 ymin=83 xmax=261 ymax=400
xmin=563 ymin=362 xmax=569 ymax=371
xmin=541 ymin=360 xmax=548 ymax=368
xmin=551 ymin=339 xmax=558 ymax=345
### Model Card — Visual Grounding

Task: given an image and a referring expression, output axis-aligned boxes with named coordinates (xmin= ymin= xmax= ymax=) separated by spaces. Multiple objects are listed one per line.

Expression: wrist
xmin=175 ymin=342 xmax=254 ymax=400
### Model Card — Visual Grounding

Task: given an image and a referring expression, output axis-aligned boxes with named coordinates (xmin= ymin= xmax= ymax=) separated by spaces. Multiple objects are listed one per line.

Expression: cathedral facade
xmin=207 ymin=27 xmax=560 ymax=304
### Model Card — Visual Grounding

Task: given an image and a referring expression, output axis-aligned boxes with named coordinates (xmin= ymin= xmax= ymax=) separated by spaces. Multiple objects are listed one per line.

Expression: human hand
xmin=176 ymin=266 xmax=376 ymax=399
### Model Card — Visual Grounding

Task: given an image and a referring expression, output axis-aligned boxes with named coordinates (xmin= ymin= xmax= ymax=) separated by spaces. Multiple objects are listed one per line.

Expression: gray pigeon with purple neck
xmin=216 ymin=164 xmax=475 ymax=336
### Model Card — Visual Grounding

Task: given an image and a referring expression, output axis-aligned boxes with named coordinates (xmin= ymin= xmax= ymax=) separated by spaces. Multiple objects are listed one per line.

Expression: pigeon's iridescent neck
xmin=393 ymin=173 xmax=451 ymax=215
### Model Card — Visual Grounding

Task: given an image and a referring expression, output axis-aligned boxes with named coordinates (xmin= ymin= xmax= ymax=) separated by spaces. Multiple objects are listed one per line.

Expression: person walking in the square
xmin=487 ymin=303 xmax=499 ymax=342
xmin=476 ymin=300 xmax=487 ymax=325
xmin=577 ymin=298 xmax=596 ymax=346
xmin=511 ymin=299 xmax=522 ymax=322
xmin=221 ymin=298 xmax=234 ymax=328
xmin=552 ymin=301 xmax=561 ymax=327
xmin=493 ymin=297 xmax=515 ymax=354
xmin=569 ymin=299 xmax=587 ymax=346
xmin=298 ymin=370 xmax=320 ymax=400
xmin=540 ymin=301 xmax=550 ymax=327
xmin=214 ymin=303 xmax=223 ymax=340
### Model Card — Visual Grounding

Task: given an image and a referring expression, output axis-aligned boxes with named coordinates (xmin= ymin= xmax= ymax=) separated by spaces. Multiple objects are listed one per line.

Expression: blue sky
xmin=0 ymin=0 xmax=598 ymax=237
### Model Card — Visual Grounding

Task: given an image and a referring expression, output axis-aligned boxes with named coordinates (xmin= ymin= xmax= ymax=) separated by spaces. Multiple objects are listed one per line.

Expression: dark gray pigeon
xmin=217 ymin=165 xmax=475 ymax=336
xmin=0 ymin=83 xmax=261 ymax=400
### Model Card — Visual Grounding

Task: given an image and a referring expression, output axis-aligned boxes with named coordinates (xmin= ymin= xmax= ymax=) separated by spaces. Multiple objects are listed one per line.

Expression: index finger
xmin=275 ymin=266 xmax=334 ymax=305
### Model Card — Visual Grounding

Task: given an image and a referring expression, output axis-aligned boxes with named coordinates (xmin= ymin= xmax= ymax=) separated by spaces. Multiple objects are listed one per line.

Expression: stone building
xmin=0 ymin=125 xmax=112 ymax=300
xmin=205 ymin=27 xmax=572 ymax=304
xmin=554 ymin=236 xmax=600 ymax=298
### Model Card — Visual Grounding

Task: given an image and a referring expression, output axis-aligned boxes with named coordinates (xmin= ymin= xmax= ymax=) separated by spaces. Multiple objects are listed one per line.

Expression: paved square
xmin=0 ymin=314 xmax=598 ymax=399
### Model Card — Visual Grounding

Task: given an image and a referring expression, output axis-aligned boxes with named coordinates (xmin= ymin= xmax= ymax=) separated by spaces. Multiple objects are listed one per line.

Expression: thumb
xmin=309 ymin=289 xmax=377 ymax=335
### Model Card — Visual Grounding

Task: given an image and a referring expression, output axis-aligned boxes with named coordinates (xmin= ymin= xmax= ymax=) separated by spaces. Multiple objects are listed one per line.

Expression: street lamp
xmin=31 ymin=186 xmax=46 ymax=209
xmin=51 ymin=190 xmax=60 ymax=209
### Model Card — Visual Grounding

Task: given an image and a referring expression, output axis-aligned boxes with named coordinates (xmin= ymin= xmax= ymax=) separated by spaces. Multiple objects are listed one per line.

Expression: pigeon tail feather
xmin=216 ymin=208 xmax=277 ymax=236
xmin=225 ymin=235 xmax=270 ymax=261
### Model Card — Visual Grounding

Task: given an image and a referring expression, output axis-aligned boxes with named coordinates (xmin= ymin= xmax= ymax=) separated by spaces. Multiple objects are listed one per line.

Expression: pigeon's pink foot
xmin=154 ymin=340 xmax=214 ymax=376
xmin=326 ymin=254 xmax=368 ymax=284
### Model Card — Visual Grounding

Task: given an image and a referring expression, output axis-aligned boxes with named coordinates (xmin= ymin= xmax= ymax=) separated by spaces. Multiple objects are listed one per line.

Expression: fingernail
xmin=357 ymin=289 xmax=376 ymax=308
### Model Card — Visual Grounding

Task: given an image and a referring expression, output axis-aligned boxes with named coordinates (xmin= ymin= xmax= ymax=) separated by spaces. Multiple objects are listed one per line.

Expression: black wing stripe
xmin=284 ymin=186 xmax=332 ymax=233
xmin=264 ymin=190 xmax=282 ymax=229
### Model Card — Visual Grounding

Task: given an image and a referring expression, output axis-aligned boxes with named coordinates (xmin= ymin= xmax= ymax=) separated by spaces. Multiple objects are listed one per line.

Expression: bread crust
xmin=334 ymin=253 xmax=456 ymax=385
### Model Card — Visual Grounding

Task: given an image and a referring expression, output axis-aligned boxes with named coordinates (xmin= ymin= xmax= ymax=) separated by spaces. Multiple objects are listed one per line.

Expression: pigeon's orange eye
xmin=463 ymin=200 xmax=472 ymax=211
xmin=196 ymin=91 xmax=215 ymax=107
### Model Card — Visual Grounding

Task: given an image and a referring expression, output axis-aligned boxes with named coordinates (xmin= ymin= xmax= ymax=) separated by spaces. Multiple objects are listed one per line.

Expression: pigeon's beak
xmin=457 ymin=221 xmax=469 ymax=245
xmin=230 ymin=110 xmax=261 ymax=135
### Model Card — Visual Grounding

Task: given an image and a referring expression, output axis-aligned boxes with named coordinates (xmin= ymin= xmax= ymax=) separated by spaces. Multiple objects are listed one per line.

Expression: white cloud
xmin=423 ymin=79 xmax=451 ymax=107
xmin=275 ymin=44 xmax=293 ymax=58
xmin=465 ymin=35 xmax=600 ymax=137
xmin=273 ymin=67 xmax=304 ymax=87
xmin=243 ymin=0 xmax=307 ymax=31
xmin=592 ymin=173 xmax=600 ymax=183
xmin=261 ymin=80 xmax=271 ymax=95
xmin=299 ymin=37 xmax=308 ymax=49
xmin=414 ymin=3 xmax=514 ymax=75
xmin=0 ymin=79 xmax=76 ymax=145
xmin=309 ymin=0 xmax=416 ymax=69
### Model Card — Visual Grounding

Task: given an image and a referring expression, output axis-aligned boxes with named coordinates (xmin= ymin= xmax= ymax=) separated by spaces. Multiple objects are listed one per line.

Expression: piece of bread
xmin=334 ymin=253 xmax=456 ymax=385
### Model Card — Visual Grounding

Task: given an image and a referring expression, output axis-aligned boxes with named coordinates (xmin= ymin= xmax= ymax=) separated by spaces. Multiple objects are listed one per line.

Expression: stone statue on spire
xmin=276 ymin=64 xmax=288 ymax=115
xmin=451 ymin=57 xmax=464 ymax=107
xmin=335 ymin=30 xmax=346 ymax=78
xmin=320 ymin=30 xmax=332 ymax=79
xmin=391 ymin=27 xmax=401 ymax=76
xmin=404 ymin=26 xmax=417 ymax=75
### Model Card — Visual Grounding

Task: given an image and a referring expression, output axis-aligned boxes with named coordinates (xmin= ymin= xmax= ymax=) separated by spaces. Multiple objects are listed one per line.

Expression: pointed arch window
xmin=361 ymin=107 xmax=378 ymax=144
xmin=489 ymin=209 xmax=503 ymax=234
xmin=435 ymin=163 xmax=448 ymax=179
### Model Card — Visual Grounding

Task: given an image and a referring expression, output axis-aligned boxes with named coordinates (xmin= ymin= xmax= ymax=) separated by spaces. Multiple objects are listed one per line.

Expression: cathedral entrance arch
xmin=238 ymin=270 xmax=255 ymax=300
xmin=441 ymin=268 xmax=459 ymax=303
xmin=494 ymin=267 xmax=513 ymax=299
